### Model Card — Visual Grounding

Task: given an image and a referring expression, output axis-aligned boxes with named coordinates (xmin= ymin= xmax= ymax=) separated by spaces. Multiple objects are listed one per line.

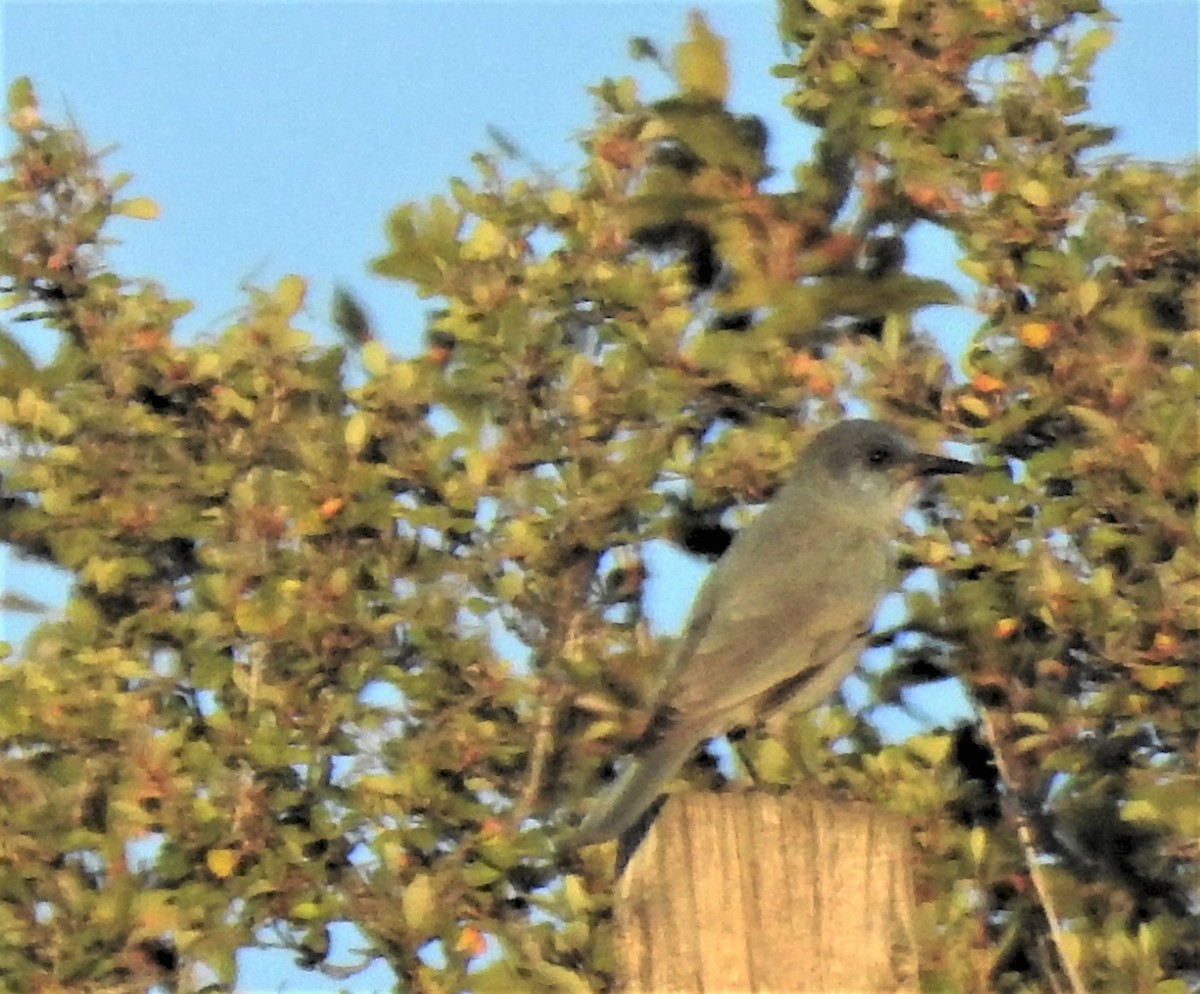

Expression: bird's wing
xmin=657 ymin=521 xmax=889 ymax=732
xmin=573 ymin=515 xmax=891 ymax=848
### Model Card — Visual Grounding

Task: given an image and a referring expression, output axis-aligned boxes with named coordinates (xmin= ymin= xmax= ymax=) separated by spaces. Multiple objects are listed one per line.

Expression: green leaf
xmin=527 ymin=961 xmax=595 ymax=994
xmin=675 ymin=11 xmax=728 ymax=103
xmin=332 ymin=284 xmax=372 ymax=345
xmin=462 ymin=860 xmax=503 ymax=887
xmin=652 ymin=102 xmax=766 ymax=177
xmin=0 ymin=330 xmax=38 ymax=394
xmin=372 ymin=196 xmax=463 ymax=287
xmin=907 ymin=732 xmax=952 ymax=766
xmin=471 ymin=960 xmax=527 ymax=994
xmin=744 ymin=737 xmax=794 ymax=785
xmin=6 ymin=76 xmax=34 ymax=114
xmin=750 ymin=275 xmax=958 ymax=343
xmin=1072 ymin=27 xmax=1114 ymax=73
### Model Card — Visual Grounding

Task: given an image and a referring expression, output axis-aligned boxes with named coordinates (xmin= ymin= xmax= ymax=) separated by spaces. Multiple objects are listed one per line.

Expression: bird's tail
xmin=571 ymin=734 xmax=698 ymax=847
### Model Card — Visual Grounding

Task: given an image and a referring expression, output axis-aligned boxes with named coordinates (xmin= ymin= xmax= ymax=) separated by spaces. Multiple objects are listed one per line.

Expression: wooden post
xmin=614 ymin=793 xmax=919 ymax=994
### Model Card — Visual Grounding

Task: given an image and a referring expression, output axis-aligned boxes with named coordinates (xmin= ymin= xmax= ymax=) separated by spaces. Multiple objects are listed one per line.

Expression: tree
xmin=1 ymin=2 xmax=1197 ymax=991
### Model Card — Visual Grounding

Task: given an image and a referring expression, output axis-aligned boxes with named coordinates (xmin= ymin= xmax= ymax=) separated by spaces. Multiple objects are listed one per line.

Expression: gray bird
xmin=574 ymin=419 xmax=972 ymax=846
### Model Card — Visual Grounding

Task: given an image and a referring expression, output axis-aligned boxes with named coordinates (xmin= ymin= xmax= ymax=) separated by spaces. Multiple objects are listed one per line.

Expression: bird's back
xmin=653 ymin=479 xmax=891 ymax=736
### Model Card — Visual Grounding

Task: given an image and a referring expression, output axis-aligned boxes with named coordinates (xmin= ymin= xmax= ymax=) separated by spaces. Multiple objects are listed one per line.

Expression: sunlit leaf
xmin=675 ymin=11 xmax=728 ymax=103
xmin=113 ymin=196 xmax=160 ymax=220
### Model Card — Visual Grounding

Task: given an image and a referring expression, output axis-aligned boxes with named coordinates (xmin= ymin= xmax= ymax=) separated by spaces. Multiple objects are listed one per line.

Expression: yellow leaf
xmin=234 ymin=600 xmax=272 ymax=636
xmin=1077 ymin=279 xmax=1101 ymax=316
xmin=1013 ymin=711 xmax=1050 ymax=732
xmin=7 ymin=77 xmax=37 ymax=119
xmin=114 ymin=196 xmax=160 ymax=220
xmin=359 ymin=774 xmax=407 ymax=797
xmin=675 ymin=11 xmax=728 ymax=103
xmin=1065 ymin=404 xmax=1118 ymax=439
xmin=957 ymin=258 xmax=989 ymax=283
xmin=344 ymin=412 xmax=369 ymax=453
xmin=494 ymin=570 xmax=525 ymax=601
xmin=504 ymin=519 xmax=538 ymax=559
xmin=1019 ymin=180 xmax=1052 ymax=207
xmin=16 ymin=389 xmax=44 ymax=426
xmin=546 ymin=188 xmax=574 ymax=216
xmin=570 ymin=391 xmax=592 ymax=417
xmin=133 ymin=893 xmax=181 ymax=932
xmin=403 ymin=873 xmax=436 ymax=933
xmin=1131 ymin=664 xmax=1187 ymax=691
xmin=1018 ymin=321 xmax=1053 ymax=349
xmin=361 ymin=340 xmax=389 ymax=377
xmin=462 ymin=220 xmax=507 ymax=260
xmin=194 ymin=351 xmax=222 ymax=379
xmin=275 ymin=274 xmax=307 ymax=317
xmin=958 ymin=394 xmax=991 ymax=420
xmin=969 ymin=826 xmax=988 ymax=866
xmin=908 ymin=732 xmax=951 ymax=765
xmin=464 ymin=450 xmax=490 ymax=488
xmin=206 ymin=849 xmax=237 ymax=878
xmin=1121 ymin=799 xmax=1159 ymax=824
xmin=746 ymin=737 xmax=793 ymax=785
xmin=391 ymin=359 xmax=417 ymax=392
xmin=923 ymin=539 xmax=953 ymax=566
xmin=563 ymin=875 xmax=592 ymax=916
xmin=873 ymin=0 xmax=904 ymax=29
xmin=1058 ymin=930 xmax=1083 ymax=970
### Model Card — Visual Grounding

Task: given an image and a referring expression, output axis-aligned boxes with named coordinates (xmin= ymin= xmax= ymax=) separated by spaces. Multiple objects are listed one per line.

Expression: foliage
xmin=1 ymin=2 xmax=1197 ymax=992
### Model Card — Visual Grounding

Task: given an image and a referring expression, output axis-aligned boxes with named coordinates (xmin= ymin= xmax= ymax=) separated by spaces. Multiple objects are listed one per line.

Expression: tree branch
xmin=980 ymin=709 xmax=1090 ymax=994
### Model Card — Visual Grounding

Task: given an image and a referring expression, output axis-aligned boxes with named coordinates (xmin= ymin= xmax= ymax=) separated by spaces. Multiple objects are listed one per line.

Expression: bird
xmin=573 ymin=419 xmax=973 ymax=847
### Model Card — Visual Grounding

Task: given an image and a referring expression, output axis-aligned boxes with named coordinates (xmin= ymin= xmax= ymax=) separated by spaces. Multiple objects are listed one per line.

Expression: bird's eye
xmin=867 ymin=446 xmax=893 ymax=466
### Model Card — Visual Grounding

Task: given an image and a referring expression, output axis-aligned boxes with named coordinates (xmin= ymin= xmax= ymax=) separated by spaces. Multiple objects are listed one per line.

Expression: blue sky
xmin=4 ymin=1 xmax=1196 ymax=359
xmin=2 ymin=3 xmax=1198 ymax=991
xmin=3 ymin=0 xmax=1196 ymax=630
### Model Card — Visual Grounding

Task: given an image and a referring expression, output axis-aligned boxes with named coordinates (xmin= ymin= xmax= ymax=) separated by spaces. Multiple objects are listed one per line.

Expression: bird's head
xmin=799 ymin=419 xmax=974 ymax=521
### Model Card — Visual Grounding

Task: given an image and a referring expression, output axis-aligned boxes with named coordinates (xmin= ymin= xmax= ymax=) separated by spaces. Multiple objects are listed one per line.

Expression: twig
xmin=513 ymin=689 xmax=556 ymax=826
xmin=980 ymin=710 xmax=1090 ymax=994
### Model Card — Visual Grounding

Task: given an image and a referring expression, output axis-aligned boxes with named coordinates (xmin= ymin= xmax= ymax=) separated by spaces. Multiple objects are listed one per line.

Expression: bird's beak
xmin=909 ymin=452 xmax=977 ymax=477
